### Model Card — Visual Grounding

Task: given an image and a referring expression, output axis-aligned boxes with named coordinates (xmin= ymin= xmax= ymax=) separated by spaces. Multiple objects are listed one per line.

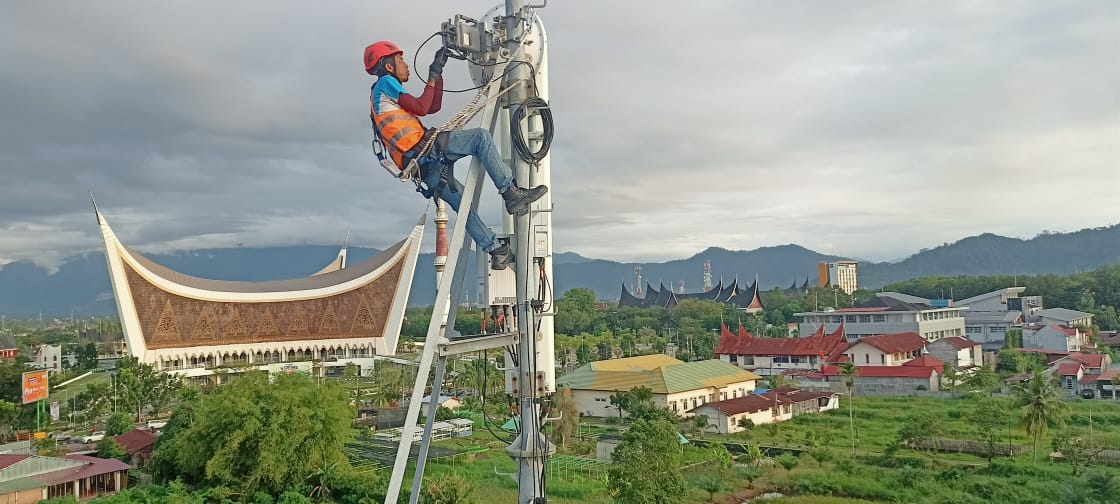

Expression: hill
xmin=3 ymin=225 xmax=1120 ymax=315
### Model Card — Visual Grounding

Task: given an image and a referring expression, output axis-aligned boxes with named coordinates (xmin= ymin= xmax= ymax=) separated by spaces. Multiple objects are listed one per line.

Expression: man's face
xmin=389 ymin=53 xmax=409 ymax=82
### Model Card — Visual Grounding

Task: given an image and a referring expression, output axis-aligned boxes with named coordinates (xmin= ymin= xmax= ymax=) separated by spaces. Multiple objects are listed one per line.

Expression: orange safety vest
xmin=370 ymin=98 xmax=425 ymax=169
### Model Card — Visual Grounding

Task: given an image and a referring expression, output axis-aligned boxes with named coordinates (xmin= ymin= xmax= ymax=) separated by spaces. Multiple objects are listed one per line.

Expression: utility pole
xmin=504 ymin=1 xmax=555 ymax=501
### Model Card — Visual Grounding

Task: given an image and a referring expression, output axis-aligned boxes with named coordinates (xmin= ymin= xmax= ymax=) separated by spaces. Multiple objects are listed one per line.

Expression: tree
xmin=776 ymin=453 xmax=799 ymax=474
xmin=1052 ymin=429 xmax=1102 ymax=476
xmin=941 ymin=363 xmax=958 ymax=392
xmin=420 ymin=474 xmax=475 ymax=504
xmin=608 ymin=391 xmax=629 ymax=422
xmin=691 ymin=414 xmax=711 ymax=439
xmin=153 ymin=373 xmax=352 ymax=496
xmin=766 ymin=373 xmax=788 ymax=390
xmin=116 ymin=357 xmax=181 ymax=421
xmin=737 ymin=464 xmax=762 ymax=489
xmin=839 ymin=362 xmax=859 ymax=457
xmin=965 ymin=365 xmax=1001 ymax=395
xmin=106 ymin=411 xmax=133 ymax=436
xmin=736 ymin=417 xmax=755 ymax=436
xmin=549 ymin=388 xmax=580 ymax=451
xmin=1014 ymin=370 xmax=1069 ymax=464
xmin=575 ymin=341 xmax=592 ymax=365
xmin=0 ymin=400 xmax=17 ymax=441
xmin=808 ymin=447 xmax=833 ymax=467
xmin=607 ymin=419 xmax=687 ymax=504
xmin=96 ymin=437 xmax=128 ymax=462
xmin=971 ymin=398 xmax=1006 ymax=466
xmin=76 ymin=343 xmax=99 ymax=371
xmin=895 ymin=412 xmax=944 ymax=459
xmin=691 ymin=474 xmax=725 ymax=503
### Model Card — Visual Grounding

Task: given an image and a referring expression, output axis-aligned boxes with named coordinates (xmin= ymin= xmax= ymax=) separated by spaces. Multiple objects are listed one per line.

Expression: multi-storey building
xmin=817 ymin=261 xmax=858 ymax=295
xmin=796 ymin=292 xmax=965 ymax=342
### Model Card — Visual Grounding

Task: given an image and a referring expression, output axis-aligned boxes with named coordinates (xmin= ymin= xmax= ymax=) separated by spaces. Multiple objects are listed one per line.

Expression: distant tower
xmin=678 ymin=280 xmax=685 ymax=293
xmin=434 ymin=200 xmax=449 ymax=287
xmin=703 ymin=260 xmax=713 ymax=292
xmin=635 ymin=266 xmax=643 ymax=298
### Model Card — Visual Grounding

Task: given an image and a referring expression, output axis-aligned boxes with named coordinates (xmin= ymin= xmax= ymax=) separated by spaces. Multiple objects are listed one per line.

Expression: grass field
xmin=409 ymin=395 xmax=1120 ymax=503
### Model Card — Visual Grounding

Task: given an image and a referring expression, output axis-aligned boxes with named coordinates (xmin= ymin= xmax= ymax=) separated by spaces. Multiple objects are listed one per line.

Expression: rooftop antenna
xmin=703 ymin=260 xmax=713 ymax=292
xmin=635 ymin=266 xmax=643 ymax=298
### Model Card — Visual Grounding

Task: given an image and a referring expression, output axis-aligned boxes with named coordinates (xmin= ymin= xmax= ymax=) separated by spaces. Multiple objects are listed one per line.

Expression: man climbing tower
xmin=365 ymin=40 xmax=547 ymax=270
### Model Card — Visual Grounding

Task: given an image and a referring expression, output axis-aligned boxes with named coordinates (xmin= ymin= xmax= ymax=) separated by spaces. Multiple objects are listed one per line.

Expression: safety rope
xmin=400 ymin=56 xmax=519 ymax=181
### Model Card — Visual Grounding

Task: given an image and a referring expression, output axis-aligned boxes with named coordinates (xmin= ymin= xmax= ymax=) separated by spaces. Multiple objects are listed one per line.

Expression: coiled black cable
xmin=511 ymin=96 xmax=554 ymax=163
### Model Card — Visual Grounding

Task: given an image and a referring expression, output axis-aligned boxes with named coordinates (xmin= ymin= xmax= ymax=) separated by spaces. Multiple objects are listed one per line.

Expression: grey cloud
xmin=0 ymin=0 xmax=1117 ymax=272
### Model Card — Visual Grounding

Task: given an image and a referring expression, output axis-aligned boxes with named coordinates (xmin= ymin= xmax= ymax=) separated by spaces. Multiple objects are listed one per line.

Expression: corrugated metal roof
xmin=590 ymin=354 xmax=679 ymax=372
xmin=558 ymin=357 xmax=759 ymax=394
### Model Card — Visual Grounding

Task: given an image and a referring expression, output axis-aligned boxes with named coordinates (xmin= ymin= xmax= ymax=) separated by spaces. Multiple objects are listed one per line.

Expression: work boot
xmin=489 ymin=244 xmax=515 ymax=270
xmin=501 ymin=184 xmax=548 ymax=216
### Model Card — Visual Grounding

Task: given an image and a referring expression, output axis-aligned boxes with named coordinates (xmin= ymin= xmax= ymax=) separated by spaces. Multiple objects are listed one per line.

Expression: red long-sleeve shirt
xmin=397 ymin=77 xmax=443 ymax=117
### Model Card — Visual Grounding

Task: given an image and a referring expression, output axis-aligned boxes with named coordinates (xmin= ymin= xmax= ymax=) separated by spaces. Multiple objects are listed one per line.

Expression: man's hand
xmin=428 ymin=47 xmax=449 ymax=81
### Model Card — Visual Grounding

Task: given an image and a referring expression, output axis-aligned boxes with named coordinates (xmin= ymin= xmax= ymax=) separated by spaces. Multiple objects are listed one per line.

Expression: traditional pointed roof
xmin=651 ymin=282 xmax=673 ymax=307
xmin=715 ymin=322 xmax=846 ymax=361
xmin=311 ymin=245 xmax=348 ymax=276
xmin=618 ymin=282 xmax=643 ymax=308
xmin=96 ymin=209 xmax=425 ymax=362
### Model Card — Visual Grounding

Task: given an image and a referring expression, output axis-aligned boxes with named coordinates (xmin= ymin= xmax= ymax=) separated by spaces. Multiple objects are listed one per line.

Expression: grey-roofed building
xmin=962 ymin=310 xmax=1023 ymax=350
xmin=796 ymin=292 xmax=966 ymax=342
xmin=956 ymin=287 xmax=1027 ymax=311
xmin=1037 ymin=308 xmax=1093 ymax=328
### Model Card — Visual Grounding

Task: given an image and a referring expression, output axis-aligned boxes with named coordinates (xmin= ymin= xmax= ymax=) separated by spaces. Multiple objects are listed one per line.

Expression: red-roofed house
xmin=687 ymin=389 xmax=840 ymax=433
xmin=1080 ymin=369 xmax=1120 ymax=399
xmin=0 ymin=335 xmax=17 ymax=361
xmin=1054 ymin=352 xmax=1112 ymax=375
xmin=819 ymin=358 xmax=943 ymax=393
xmin=112 ymin=429 xmax=158 ymax=467
xmin=842 ymin=332 xmax=927 ymax=367
xmin=714 ymin=322 xmax=848 ymax=376
xmin=0 ymin=454 xmax=129 ymax=502
xmin=1055 ymin=362 xmax=1085 ymax=393
xmin=926 ymin=337 xmax=982 ymax=369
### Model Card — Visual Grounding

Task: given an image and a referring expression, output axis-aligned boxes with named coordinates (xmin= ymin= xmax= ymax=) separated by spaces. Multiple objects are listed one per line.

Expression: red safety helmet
xmin=364 ymin=41 xmax=404 ymax=75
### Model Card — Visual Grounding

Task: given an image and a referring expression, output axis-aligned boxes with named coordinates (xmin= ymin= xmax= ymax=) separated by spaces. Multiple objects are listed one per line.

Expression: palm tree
xmin=839 ymin=362 xmax=859 ymax=458
xmin=692 ymin=414 xmax=711 ymax=439
xmin=1014 ymin=370 xmax=1069 ymax=464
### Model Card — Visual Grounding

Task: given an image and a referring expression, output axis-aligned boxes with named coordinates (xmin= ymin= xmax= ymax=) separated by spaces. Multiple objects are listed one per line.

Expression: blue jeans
xmin=421 ymin=128 xmax=515 ymax=252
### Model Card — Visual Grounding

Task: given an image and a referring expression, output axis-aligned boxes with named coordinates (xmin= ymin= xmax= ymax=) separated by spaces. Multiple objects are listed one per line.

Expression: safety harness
xmin=371 ymin=56 xmax=518 ymax=200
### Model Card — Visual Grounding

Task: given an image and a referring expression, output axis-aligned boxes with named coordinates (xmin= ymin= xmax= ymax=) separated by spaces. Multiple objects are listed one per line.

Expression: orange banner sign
xmin=21 ymin=370 xmax=49 ymax=404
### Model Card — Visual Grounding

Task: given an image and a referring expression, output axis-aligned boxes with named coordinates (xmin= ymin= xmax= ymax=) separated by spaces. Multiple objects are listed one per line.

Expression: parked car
xmin=146 ymin=419 xmax=168 ymax=430
xmin=80 ymin=432 xmax=105 ymax=443
xmin=1081 ymin=388 xmax=1096 ymax=399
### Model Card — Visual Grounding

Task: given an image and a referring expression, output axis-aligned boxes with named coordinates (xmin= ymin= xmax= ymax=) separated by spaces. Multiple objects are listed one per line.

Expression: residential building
xmin=112 ymin=429 xmax=158 ymax=467
xmin=926 ymin=337 xmax=982 ymax=369
xmin=796 ymin=292 xmax=966 ymax=342
xmin=0 ymin=454 xmax=130 ymax=502
xmin=713 ymin=322 xmax=848 ymax=376
xmin=842 ymin=332 xmax=927 ymax=367
xmin=1056 ymin=362 xmax=1085 ymax=393
xmin=1023 ymin=324 xmax=1084 ymax=352
xmin=819 ymin=357 xmax=943 ymax=393
xmin=0 ymin=335 xmax=16 ymax=361
xmin=1036 ymin=308 xmax=1093 ymax=328
xmin=557 ymin=354 xmax=759 ymax=418
xmin=1052 ymin=352 xmax=1112 ymax=375
xmin=688 ymin=389 xmax=839 ymax=434
xmin=31 ymin=345 xmax=74 ymax=375
xmin=953 ymin=287 xmax=1045 ymax=350
xmin=1080 ymin=369 xmax=1120 ymax=399
xmin=818 ymin=261 xmax=859 ymax=295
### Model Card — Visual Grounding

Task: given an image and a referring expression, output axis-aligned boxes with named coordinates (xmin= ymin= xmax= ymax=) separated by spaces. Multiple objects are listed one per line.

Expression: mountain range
xmin=2 ymin=224 xmax=1120 ymax=317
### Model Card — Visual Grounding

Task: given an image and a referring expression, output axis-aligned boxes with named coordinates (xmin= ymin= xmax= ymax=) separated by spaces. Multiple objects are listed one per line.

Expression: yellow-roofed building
xmin=557 ymin=355 xmax=760 ymax=418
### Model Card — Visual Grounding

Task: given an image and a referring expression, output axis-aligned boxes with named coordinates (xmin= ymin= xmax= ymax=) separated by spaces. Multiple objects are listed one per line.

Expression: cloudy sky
xmin=1 ymin=1 xmax=1117 ymax=272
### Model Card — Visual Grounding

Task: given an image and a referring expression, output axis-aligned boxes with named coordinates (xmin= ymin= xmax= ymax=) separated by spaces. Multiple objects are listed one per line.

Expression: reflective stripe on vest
xmin=371 ymin=99 xmax=424 ymax=169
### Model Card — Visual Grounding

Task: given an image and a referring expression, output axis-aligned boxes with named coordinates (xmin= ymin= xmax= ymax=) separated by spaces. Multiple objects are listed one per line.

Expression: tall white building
xmin=818 ymin=261 xmax=858 ymax=295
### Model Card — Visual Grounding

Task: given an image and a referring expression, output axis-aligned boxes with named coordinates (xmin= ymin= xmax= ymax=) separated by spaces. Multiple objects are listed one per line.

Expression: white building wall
xmin=798 ymin=308 xmax=964 ymax=342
